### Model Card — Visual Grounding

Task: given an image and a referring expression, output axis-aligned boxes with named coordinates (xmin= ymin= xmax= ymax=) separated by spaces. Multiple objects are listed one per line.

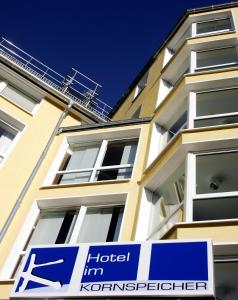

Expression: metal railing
xmin=0 ymin=37 xmax=112 ymax=120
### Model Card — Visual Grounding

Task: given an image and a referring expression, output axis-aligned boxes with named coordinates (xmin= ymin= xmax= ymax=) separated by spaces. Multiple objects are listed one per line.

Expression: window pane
xmin=173 ymin=26 xmax=191 ymax=51
xmin=196 ymin=47 xmax=238 ymax=69
xmin=168 ymin=111 xmax=187 ymax=139
xmin=29 ymin=211 xmax=76 ymax=245
xmin=149 ymin=164 xmax=185 ymax=233
xmin=77 ymin=207 xmax=123 ymax=243
xmin=196 ymin=152 xmax=238 ymax=194
xmin=215 ymin=261 xmax=238 ymax=300
xmin=59 ymin=171 xmax=93 ymax=184
xmin=197 ymin=18 xmax=231 ymax=34
xmin=59 ymin=145 xmax=99 ymax=184
xmin=1 ymin=85 xmax=37 ymax=112
xmin=195 ymin=115 xmax=238 ymax=128
xmin=194 ymin=197 xmax=238 ymax=221
xmin=0 ymin=121 xmax=16 ymax=158
xmin=97 ymin=140 xmax=138 ymax=181
xmin=196 ymin=89 xmax=238 ymax=117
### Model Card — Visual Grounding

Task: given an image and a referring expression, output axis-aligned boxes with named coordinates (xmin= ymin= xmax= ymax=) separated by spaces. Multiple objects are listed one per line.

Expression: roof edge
xmin=59 ymin=117 xmax=152 ymax=133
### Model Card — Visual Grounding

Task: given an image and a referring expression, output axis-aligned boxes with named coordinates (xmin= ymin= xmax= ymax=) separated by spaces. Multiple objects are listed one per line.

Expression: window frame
xmin=191 ymin=45 xmax=238 ymax=73
xmin=191 ymin=16 xmax=233 ymax=37
xmin=187 ymin=150 xmax=238 ymax=223
xmin=48 ymin=137 xmax=139 ymax=186
xmin=0 ymin=194 xmax=127 ymax=280
xmin=0 ymin=110 xmax=25 ymax=165
xmin=188 ymin=87 xmax=238 ymax=129
xmin=133 ymin=72 xmax=149 ymax=100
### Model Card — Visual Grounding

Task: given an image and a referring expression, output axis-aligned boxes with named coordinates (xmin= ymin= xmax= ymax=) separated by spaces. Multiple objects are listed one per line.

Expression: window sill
xmin=41 ymin=179 xmax=131 ymax=189
xmin=191 ymin=29 xmax=235 ymax=39
xmin=160 ymin=219 xmax=238 ymax=240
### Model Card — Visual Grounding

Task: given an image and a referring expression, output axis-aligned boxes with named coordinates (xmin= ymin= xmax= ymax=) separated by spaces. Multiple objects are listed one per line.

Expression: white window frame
xmin=192 ymin=17 xmax=233 ymax=37
xmin=0 ymin=193 xmax=127 ymax=280
xmin=0 ymin=110 xmax=25 ymax=165
xmin=136 ymin=164 xmax=186 ymax=241
xmin=191 ymin=46 xmax=238 ymax=73
xmin=189 ymin=150 xmax=238 ymax=223
xmin=188 ymin=87 xmax=238 ymax=129
xmin=48 ymin=137 xmax=138 ymax=186
xmin=133 ymin=72 xmax=149 ymax=99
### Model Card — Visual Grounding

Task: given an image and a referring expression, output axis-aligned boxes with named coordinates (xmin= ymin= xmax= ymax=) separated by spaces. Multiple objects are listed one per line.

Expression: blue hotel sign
xmin=11 ymin=240 xmax=214 ymax=298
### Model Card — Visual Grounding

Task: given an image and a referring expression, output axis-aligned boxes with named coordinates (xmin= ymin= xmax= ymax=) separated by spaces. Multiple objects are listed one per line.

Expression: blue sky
xmin=1 ymin=0 xmax=236 ymax=108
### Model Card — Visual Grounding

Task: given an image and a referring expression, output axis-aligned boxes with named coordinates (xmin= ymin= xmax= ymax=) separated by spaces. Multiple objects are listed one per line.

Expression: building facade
xmin=1 ymin=2 xmax=238 ymax=299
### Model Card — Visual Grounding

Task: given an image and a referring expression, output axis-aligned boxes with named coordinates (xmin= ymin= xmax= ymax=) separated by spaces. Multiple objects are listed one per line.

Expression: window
xmin=156 ymin=108 xmax=187 ymax=153
xmin=29 ymin=206 xmax=124 ymax=245
xmin=194 ymin=46 xmax=238 ymax=72
xmin=131 ymin=106 xmax=141 ymax=119
xmin=193 ymin=151 xmax=238 ymax=221
xmin=215 ymin=258 xmax=238 ymax=300
xmin=134 ymin=72 xmax=148 ymax=99
xmin=53 ymin=139 xmax=138 ymax=185
xmin=0 ymin=120 xmax=18 ymax=163
xmin=11 ymin=205 xmax=124 ymax=278
xmin=148 ymin=164 xmax=185 ymax=239
xmin=167 ymin=111 xmax=187 ymax=140
xmin=195 ymin=17 xmax=232 ymax=35
xmin=1 ymin=84 xmax=39 ymax=113
xmin=192 ymin=88 xmax=238 ymax=128
xmin=0 ymin=111 xmax=24 ymax=163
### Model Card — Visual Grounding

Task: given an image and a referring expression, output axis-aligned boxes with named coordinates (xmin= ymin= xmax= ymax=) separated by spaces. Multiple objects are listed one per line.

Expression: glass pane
xmin=196 ymin=47 xmax=238 ymax=69
xmin=29 ymin=211 xmax=76 ymax=245
xmin=197 ymin=18 xmax=231 ymax=34
xmin=1 ymin=85 xmax=37 ymax=112
xmin=196 ymin=152 xmax=238 ymax=194
xmin=96 ymin=167 xmax=132 ymax=181
xmin=194 ymin=197 xmax=238 ymax=221
xmin=0 ymin=121 xmax=16 ymax=156
xmin=59 ymin=171 xmax=92 ymax=184
xmin=112 ymin=207 xmax=124 ymax=241
xmin=195 ymin=115 xmax=238 ymax=128
xmin=215 ymin=261 xmax=238 ymax=300
xmin=77 ymin=207 xmax=113 ymax=243
xmin=59 ymin=144 xmax=99 ymax=184
xmin=97 ymin=140 xmax=137 ymax=181
xmin=150 ymin=164 xmax=185 ymax=232
xmin=67 ymin=145 xmax=99 ymax=169
xmin=196 ymin=89 xmax=238 ymax=117
xmin=173 ymin=26 xmax=191 ymax=51
xmin=168 ymin=111 xmax=187 ymax=139
xmin=77 ymin=206 xmax=124 ymax=243
xmin=29 ymin=212 xmax=65 ymax=245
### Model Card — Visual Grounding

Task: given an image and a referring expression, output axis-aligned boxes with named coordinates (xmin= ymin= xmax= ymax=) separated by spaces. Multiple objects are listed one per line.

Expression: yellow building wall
xmin=111 ymin=49 xmax=165 ymax=121
xmin=0 ymin=123 xmax=150 ymax=275
xmin=177 ymin=225 xmax=238 ymax=243
xmin=0 ymin=281 xmax=12 ymax=300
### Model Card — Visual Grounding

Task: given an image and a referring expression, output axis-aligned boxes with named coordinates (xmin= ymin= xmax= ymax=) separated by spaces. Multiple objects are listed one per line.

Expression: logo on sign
xmin=15 ymin=247 xmax=79 ymax=293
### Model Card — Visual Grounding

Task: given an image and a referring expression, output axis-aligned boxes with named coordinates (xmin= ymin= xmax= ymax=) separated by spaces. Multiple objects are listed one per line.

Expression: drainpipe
xmin=0 ymin=100 xmax=74 ymax=242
